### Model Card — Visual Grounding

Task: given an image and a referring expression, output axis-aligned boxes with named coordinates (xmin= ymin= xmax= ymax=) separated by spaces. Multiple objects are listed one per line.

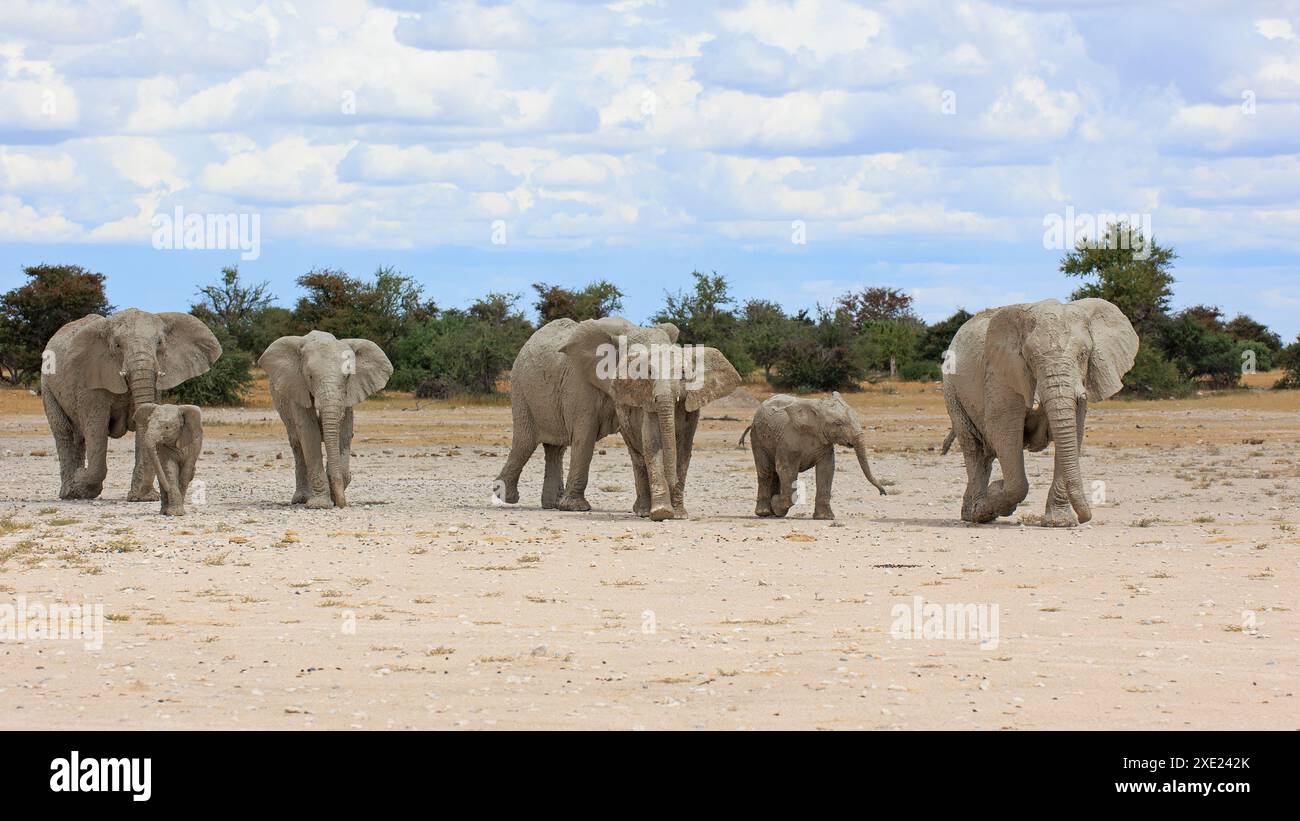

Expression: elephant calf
xmin=133 ymin=403 xmax=203 ymax=516
xmin=740 ymin=393 xmax=887 ymax=520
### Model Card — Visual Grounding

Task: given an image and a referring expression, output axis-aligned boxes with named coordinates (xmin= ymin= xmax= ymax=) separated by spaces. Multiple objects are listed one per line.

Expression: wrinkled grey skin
xmin=41 ymin=309 xmax=221 ymax=501
xmin=495 ymin=317 xmax=741 ymax=520
xmin=942 ymin=298 xmax=1138 ymax=527
xmin=134 ymin=403 xmax=202 ymax=516
xmin=740 ymin=392 xmax=887 ymax=520
xmin=259 ymin=330 xmax=392 ymax=509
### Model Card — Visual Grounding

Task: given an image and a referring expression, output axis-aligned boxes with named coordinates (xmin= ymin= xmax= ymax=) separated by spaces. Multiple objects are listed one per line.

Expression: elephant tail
xmin=940 ymin=428 xmax=956 ymax=455
xmin=736 ymin=424 xmax=753 ymax=449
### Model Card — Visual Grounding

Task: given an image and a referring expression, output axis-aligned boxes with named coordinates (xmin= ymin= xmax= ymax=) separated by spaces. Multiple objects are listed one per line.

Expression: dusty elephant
xmin=738 ymin=392 xmax=887 ymax=520
xmin=494 ymin=317 xmax=741 ymax=520
xmin=942 ymin=298 xmax=1138 ymax=527
xmin=133 ymin=403 xmax=203 ymax=516
xmin=41 ymin=309 xmax=222 ymax=501
xmin=259 ymin=330 xmax=392 ymax=509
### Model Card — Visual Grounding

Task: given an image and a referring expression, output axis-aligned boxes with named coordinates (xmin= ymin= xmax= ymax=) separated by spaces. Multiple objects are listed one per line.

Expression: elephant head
xmin=986 ymin=298 xmax=1138 ymax=523
xmin=784 ymin=392 xmax=887 ymax=496
xmin=258 ymin=330 xmax=393 ymax=508
xmin=73 ymin=309 xmax=221 ymax=424
xmin=133 ymin=402 xmax=201 ymax=453
xmin=559 ymin=317 xmax=741 ymax=519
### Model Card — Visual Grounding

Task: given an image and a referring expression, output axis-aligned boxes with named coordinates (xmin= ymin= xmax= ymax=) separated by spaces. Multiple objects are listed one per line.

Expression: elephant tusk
xmin=118 ymin=370 xmax=127 ymax=377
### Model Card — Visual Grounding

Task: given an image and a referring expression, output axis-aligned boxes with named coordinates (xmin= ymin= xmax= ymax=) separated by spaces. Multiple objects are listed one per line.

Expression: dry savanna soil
xmin=0 ymin=374 xmax=1296 ymax=729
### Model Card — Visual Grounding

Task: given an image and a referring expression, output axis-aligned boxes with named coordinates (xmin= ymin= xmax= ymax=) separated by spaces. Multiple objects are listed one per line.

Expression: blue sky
xmin=2 ymin=0 xmax=1299 ymax=336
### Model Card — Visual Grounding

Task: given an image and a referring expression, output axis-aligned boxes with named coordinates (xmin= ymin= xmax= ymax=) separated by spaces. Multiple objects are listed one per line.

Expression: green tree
xmin=293 ymin=266 xmax=436 ymax=357
xmin=191 ymin=266 xmax=274 ymax=353
xmin=916 ymin=309 xmax=973 ymax=363
xmin=834 ymin=286 xmax=917 ymax=331
xmin=0 ymin=264 xmax=113 ymax=385
xmin=737 ymin=299 xmax=794 ymax=381
xmin=532 ymin=280 xmax=624 ymax=323
xmin=1224 ymin=313 xmax=1283 ymax=354
xmin=1061 ymin=221 xmax=1176 ymax=336
xmin=392 ymin=293 xmax=533 ymax=395
xmin=652 ymin=270 xmax=753 ymax=375
xmin=770 ymin=309 xmax=866 ymax=392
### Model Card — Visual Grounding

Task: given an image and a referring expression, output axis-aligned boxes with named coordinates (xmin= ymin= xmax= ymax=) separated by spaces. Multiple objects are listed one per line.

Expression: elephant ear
xmin=985 ymin=304 xmax=1037 ymax=409
xmin=132 ymin=402 xmax=159 ymax=432
xmin=179 ymin=405 xmax=203 ymax=454
xmin=784 ymin=401 xmax=820 ymax=434
xmin=259 ymin=336 xmax=312 ymax=408
xmin=558 ymin=316 xmax=635 ymax=400
xmin=684 ymin=347 xmax=741 ymax=412
xmin=158 ymin=312 xmax=222 ymax=391
xmin=653 ymin=322 xmax=681 ymax=344
xmin=71 ymin=316 xmax=128 ymax=394
xmin=1075 ymin=298 xmax=1139 ymax=402
xmin=342 ymin=339 xmax=393 ymax=406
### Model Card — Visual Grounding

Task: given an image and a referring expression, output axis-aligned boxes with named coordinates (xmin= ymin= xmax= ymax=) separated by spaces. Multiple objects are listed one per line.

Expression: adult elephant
xmin=942 ymin=298 xmax=1138 ymax=527
xmin=494 ymin=317 xmax=741 ymax=520
xmin=41 ymin=309 xmax=222 ymax=501
xmin=259 ymin=331 xmax=392 ymax=509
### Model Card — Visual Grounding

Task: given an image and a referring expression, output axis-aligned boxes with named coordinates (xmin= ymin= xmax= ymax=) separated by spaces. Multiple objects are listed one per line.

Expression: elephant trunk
xmin=126 ymin=355 xmax=159 ymax=422
xmin=1041 ymin=377 xmax=1090 ymax=523
xmin=655 ymin=392 xmax=678 ymax=510
xmin=851 ymin=432 xmax=887 ymax=496
xmin=318 ymin=391 xmax=348 ymax=508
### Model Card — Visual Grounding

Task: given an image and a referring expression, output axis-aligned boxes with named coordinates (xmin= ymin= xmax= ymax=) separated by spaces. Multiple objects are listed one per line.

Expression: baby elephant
xmin=740 ymin=392 xmax=887 ymax=520
xmin=133 ymin=403 xmax=203 ymax=516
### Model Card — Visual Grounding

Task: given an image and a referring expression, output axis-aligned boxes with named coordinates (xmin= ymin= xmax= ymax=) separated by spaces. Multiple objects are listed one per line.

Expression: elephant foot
xmin=673 ymin=505 xmax=689 ymax=520
xmin=292 ymin=492 xmax=309 ymax=505
xmin=162 ymin=505 xmax=186 ymax=517
xmin=498 ymin=483 xmax=520 ymax=505
xmin=648 ymin=505 xmax=674 ymax=522
xmin=128 ymin=489 xmax=161 ymax=502
xmin=755 ymin=506 xmax=774 ymax=517
xmin=62 ymin=483 xmax=103 ymax=501
xmin=813 ymin=507 xmax=835 ymax=520
xmin=1041 ymin=507 xmax=1079 ymax=528
xmin=540 ymin=496 xmax=560 ymax=510
xmin=556 ymin=495 xmax=591 ymax=512
xmin=305 ymin=496 xmax=334 ymax=510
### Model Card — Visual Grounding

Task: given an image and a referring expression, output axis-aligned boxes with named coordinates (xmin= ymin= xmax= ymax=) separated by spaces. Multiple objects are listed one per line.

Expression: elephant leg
xmin=1044 ymin=404 xmax=1087 ymax=528
xmin=43 ymin=391 xmax=80 ymax=498
xmin=959 ymin=434 xmax=993 ymax=523
xmin=624 ymin=436 xmax=651 ymax=517
xmin=670 ymin=408 xmax=699 ymax=519
xmin=771 ymin=456 xmax=799 ymax=518
xmin=639 ymin=413 xmax=674 ymax=521
xmin=339 ymin=407 xmax=354 ymax=489
xmin=277 ymin=406 xmax=310 ymax=504
xmin=753 ymin=446 xmax=775 ymax=517
xmin=156 ymin=451 xmax=184 ymax=516
xmin=975 ymin=432 xmax=1029 ymax=523
xmin=128 ymin=421 xmax=160 ymax=502
xmin=294 ymin=408 xmax=331 ymax=509
xmin=495 ymin=411 xmax=537 ymax=505
xmin=557 ymin=431 xmax=596 ymax=512
xmin=813 ymin=450 xmax=835 ymax=520
xmin=541 ymin=444 xmax=564 ymax=509
xmin=68 ymin=402 xmax=110 ymax=500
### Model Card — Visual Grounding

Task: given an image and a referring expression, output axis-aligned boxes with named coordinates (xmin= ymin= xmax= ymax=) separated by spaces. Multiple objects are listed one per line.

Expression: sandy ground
xmin=0 ymin=379 xmax=1296 ymax=730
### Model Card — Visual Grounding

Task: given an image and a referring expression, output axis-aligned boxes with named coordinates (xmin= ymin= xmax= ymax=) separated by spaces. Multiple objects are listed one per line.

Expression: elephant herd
xmin=36 ymin=297 xmax=1140 ymax=528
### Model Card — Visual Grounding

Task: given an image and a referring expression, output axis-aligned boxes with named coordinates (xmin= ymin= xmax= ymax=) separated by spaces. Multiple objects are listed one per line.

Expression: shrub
xmin=1121 ymin=345 xmax=1190 ymax=399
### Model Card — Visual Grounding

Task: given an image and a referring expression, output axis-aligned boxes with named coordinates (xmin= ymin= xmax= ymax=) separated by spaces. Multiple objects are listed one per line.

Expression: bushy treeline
xmin=1 ymin=225 xmax=1295 ymax=405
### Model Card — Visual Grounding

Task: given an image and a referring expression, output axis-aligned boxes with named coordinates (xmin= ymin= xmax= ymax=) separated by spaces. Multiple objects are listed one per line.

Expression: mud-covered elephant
xmin=942 ymin=298 xmax=1138 ymax=527
xmin=494 ymin=317 xmax=741 ymax=520
xmin=259 ymin=330 xmax=392 ymax=509
xmin=738 ymin=392 xmax=887 ymax=520
xmin=41 ymin=309 xmax=222 ymax=500
xmin=133 ymin=402 xmax=203 ymax=516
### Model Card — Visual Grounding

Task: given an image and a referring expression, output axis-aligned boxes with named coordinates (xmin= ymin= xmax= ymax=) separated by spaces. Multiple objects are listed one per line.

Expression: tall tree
xmin=191 ymin=265 xmax=275 ymax=353
xmin=293 ymin=266 xmax=436 ymax=357
xmin=1061 ymin=221 xmax=1175 ymax=336
xmin=532 ymin=280 xmax=624 ymax=323
xmin=0 ymin=264 xmax=113 ymax=385
xmin=834 ymin=286 xmax=917 ymax=332
xmin=652 ymin=270 xmax=752 ymax=375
